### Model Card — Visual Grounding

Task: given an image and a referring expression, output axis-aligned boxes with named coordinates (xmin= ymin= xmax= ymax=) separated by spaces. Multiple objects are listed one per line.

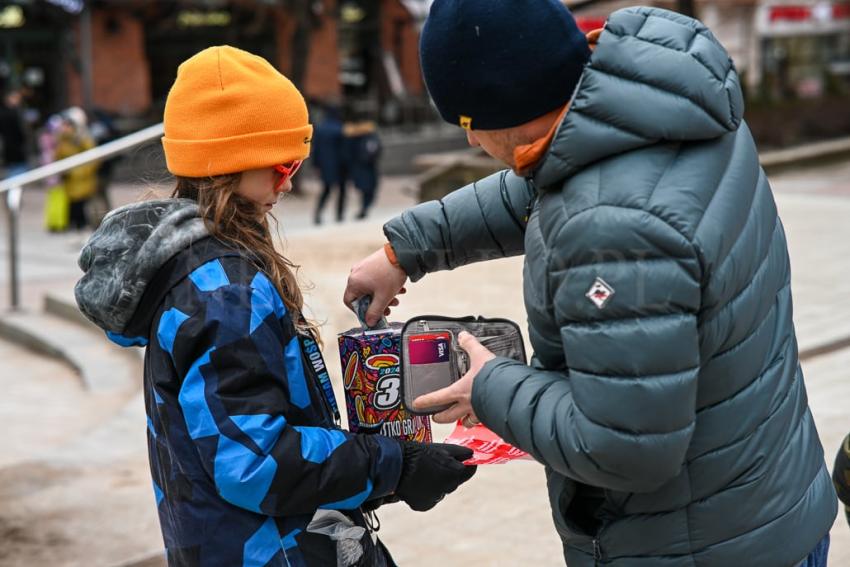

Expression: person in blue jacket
xmin=311 ymin=104 xmax=348 ymax=225
xmin=74 ymin=46 xmax=475 ymax=567
xmin=343 ymin=119 xmax=382 ymax=221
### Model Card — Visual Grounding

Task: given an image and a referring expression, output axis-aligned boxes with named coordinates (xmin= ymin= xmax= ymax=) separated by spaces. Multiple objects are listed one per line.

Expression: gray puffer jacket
xmin=384 ymin=7 xmax=836 ymax=566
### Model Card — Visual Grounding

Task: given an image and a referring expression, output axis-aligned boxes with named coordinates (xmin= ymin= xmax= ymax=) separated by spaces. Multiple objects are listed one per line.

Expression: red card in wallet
xmin=444 ymin=421 xmax=532 ymax=465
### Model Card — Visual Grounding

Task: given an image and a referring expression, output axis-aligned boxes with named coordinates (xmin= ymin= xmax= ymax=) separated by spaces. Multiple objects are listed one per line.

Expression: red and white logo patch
xmin=586 ymin=277 xmax=615 ymax=309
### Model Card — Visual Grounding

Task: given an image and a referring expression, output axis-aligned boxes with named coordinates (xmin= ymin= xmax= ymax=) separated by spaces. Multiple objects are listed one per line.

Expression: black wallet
xmin=400 ymin=316 xmax=527 ymax=415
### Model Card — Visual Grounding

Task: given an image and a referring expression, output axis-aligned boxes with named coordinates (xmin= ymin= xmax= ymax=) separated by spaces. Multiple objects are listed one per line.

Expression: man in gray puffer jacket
xmin=344 ymin=2 xmax=837 ymax=565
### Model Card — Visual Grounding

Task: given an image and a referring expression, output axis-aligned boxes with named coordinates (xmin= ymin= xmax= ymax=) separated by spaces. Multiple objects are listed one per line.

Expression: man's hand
xmin=344 ymin=247 xmax=408 ymax=327
xmin=413 ymin=332 xmax=496 ymax=424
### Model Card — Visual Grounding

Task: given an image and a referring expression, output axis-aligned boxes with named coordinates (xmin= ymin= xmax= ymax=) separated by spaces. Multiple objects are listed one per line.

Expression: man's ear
xmin=586 ymin=28 xmax=603 ymax=51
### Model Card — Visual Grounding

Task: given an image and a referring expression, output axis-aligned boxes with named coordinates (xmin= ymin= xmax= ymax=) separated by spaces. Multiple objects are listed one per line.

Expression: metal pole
xmin=677 ymin=0 xmax=696 ymax=17
xmin=5 ymin=187 xmax=21 ymax=311
xmin=80 ymin=3 xmax=94 ymax=114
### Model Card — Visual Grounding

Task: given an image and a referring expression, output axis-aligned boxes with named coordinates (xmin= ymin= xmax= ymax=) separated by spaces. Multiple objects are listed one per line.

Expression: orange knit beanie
xmin=162 ymin=45 xmax=312 ymax=177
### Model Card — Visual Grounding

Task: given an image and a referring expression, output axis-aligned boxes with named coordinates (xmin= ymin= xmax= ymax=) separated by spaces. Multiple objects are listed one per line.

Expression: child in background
xmin=56 ymin=107 xmax=98 ymax=232
xmin=74 ymin=46 xmax=475 ymax=566
xmin=40 ymin=114 xmax=68 ymax=232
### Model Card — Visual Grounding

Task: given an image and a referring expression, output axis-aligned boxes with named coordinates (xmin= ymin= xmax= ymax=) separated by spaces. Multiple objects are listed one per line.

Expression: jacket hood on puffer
xmin=75 ymin=199 xmax=209 ymax=341
xmin=533 ymin=6 xmax=744 ymax=188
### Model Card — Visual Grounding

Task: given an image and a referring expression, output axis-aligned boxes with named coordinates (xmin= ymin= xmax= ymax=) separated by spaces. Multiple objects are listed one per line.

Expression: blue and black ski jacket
xmin=75 ymin=200 xmax=402 ymax=566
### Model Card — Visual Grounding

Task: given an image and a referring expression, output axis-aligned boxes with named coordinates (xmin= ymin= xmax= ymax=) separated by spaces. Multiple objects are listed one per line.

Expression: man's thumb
xmin=458 ymin=331 xmax=486 ymax=356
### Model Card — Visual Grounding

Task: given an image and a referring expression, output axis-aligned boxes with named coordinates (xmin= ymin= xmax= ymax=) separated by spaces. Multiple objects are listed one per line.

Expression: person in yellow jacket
xmin=55 ymin=107 xmax=99 ymax=231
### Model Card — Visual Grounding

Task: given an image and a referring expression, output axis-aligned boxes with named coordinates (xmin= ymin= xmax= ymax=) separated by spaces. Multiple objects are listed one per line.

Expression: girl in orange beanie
xmin=75 ymin=45 xmax=476 ymax=567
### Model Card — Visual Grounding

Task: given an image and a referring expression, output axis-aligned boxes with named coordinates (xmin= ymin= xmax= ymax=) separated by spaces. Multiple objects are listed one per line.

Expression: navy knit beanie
xmin=420 ymin=0 xmax=591 ymax=131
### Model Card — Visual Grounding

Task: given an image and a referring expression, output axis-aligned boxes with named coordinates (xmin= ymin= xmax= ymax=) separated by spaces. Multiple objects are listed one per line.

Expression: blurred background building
xmin=570 ymin=0 xmax=850 ymax=146
xmin=0 ymin=0 xmax=846 ymax=142
xmin=0 ymin=0 xmax=433 ymax=129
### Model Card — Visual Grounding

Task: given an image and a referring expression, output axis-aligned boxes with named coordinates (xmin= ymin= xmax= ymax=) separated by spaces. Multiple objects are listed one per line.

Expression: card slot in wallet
xmin=400 ymin=316 xmax=527 ymax=415
xmin=404 ymin=330 xmax=460 ymax=413
xmin=479 ymin=333 xmax=519 ymax=352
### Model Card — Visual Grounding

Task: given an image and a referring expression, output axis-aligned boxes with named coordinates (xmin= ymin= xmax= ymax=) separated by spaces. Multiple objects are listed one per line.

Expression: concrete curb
xmin=108 ymin=550 xmax=166 ymax=567
xmin=761 ymin=136 xmax=850 ymax=174
xmin=44 ymin=291 xmax=100 ymax=331
xmin=0 ymin=311 xmax=83 ymax=377
xmin=43 ymin=291 xmax=145 ymax=364
xmin=0 ymin=303 xmax=139 ymax=392
xmin=799 ymin=335 xmax=850 ymax=362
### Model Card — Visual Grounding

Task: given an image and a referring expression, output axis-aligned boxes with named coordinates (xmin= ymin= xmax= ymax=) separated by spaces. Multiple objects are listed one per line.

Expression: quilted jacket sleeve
xmin=383 ymin=169 xmax=535 ymax=281
xmin=161 ymin=267 xmax=402 ymax=516
xmin=471 ymin=205 xmax=701 ymax=493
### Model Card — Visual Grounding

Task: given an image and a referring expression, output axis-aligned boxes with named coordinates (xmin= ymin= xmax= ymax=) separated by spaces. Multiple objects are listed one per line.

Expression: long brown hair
xmin=172 ymin=174 xmax=317 ymax=337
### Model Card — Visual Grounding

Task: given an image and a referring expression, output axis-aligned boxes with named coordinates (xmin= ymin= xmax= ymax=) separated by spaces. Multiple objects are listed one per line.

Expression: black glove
xmin=395 ymin=441 xmax=477 ymax=512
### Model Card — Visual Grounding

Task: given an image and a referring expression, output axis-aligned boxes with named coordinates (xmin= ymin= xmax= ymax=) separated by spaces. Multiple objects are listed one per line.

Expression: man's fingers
xmin=342 ymin=285 xmax=360 ymax=310
xmin=412 ymin=383 xmax=462 ymax=411
xmin=432 ymin=403 xmax=468 ymax=424
xmin=458 ymin=331 xmax=491 ymax=359
xmin=366 ymin=293 xmax=391 ymax=326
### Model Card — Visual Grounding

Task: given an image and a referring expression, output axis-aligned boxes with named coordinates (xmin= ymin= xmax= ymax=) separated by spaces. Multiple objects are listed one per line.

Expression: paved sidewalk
xmin=1 ymin=161 xmax=850 ymax=565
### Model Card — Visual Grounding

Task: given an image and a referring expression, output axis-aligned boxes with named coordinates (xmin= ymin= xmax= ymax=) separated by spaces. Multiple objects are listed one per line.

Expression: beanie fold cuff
xmin=162 ymin=125 xmax=313 ymax=177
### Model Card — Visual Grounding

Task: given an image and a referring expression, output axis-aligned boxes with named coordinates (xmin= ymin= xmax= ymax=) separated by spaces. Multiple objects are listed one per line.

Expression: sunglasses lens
xmin=274 ymin=161 xmax=303 ymax=191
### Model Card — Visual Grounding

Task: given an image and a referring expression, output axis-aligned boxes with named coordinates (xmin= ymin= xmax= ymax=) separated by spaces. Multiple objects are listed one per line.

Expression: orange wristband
xmin=383 ymin=242 xmax=400 ymax=267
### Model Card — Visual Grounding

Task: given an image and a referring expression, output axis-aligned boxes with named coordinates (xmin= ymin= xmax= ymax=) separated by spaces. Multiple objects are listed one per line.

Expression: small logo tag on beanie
xmin=459 ymin=115 xmax=472 ymax=130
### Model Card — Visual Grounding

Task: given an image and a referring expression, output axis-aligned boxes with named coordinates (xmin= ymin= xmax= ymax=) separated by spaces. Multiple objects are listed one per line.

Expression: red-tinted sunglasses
xmin=273 ymin=160 xmax=303 ymax=191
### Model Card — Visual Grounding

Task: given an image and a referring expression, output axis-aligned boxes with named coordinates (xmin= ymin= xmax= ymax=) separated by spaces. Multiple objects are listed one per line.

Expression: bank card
xmin=408 ymin=331 xmax=452 ymax=365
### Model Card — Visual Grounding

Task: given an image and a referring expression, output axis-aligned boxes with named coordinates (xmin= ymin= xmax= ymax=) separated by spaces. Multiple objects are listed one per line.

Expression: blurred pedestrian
xmin=0 ymin=89 xmax=30 ymax=178
xmin=345 ymin=2 xmax=837 ymax=566
xmin=312 ymin=105 xmax=347 ymax=224
xmin=39 ymin=114 xmax=69 ymax=232
xmin=343 ymin=119 xmax=381 ymax=220
xmin=56 ymin=107 xmax=98 ymax=232
xmin=74 ymin=45 xmax=475 ymax=567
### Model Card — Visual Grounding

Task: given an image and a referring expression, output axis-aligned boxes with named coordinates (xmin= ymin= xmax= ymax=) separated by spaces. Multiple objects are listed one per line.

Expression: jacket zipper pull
xmin=593 ymin=539 xmax=602 ymax=564
xmin=524 ymin=193 xmax=539 ymax=223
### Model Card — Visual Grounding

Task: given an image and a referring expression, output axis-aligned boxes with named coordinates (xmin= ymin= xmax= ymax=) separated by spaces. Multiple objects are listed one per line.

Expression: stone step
xmin=110 ymin=551 xmax=167 ymax=567
xmin=44 ymin=289 xmax=101 ymax=333
xmin=0 ymin=308 xmax=139 ymax=393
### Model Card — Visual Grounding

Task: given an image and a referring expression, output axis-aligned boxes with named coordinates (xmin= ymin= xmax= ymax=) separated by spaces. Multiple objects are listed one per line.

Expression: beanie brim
xmin=162 ymin=125 xmax=313 ymax=177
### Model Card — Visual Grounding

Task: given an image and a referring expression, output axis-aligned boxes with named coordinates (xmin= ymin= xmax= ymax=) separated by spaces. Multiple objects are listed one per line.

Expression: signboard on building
xmin=758 ymin=1 xmax=850 ymax=36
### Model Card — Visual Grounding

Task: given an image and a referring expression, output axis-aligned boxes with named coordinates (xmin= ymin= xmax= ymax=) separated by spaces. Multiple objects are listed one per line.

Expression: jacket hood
xmin=533 ymin=6 xmax=744 ymax=188
xmin=75 ymin=199 xmax=209 ymax=342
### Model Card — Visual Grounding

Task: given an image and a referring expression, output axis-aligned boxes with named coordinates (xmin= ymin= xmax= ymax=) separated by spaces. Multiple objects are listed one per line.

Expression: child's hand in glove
xmin=394 ymin=442 xmax=477 ymax=512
